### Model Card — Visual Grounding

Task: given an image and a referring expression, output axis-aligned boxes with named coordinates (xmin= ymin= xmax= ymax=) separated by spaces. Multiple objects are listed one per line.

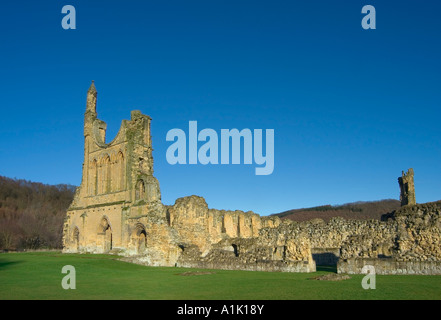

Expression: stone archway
xmin=232 ymin=244 xmax=239 ymax=257
xmin=138 ymin=230 xmax=147 ymax=253
xmin=132 ymin=224 xmax=147 ymax=254
xmin=135 ymin=180 xmax=145 ymax=200
xmin=98 ymin=217 xmax=112 ymax=253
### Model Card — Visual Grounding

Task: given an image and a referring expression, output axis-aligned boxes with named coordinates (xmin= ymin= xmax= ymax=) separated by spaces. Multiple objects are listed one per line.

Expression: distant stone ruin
xmin=398 ymin=168 xmax=416 ymax=206
xmin=62 ymin=83 xmax=441 ymax=275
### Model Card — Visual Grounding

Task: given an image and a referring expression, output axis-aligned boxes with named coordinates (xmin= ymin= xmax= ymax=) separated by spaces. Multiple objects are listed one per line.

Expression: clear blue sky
xmin=0 ymin=0 xmax=440 ymax=215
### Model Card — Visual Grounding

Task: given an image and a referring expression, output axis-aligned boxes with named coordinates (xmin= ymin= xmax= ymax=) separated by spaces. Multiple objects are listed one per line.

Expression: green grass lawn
xmin=0 ymin=251 xmax=440 ymax=300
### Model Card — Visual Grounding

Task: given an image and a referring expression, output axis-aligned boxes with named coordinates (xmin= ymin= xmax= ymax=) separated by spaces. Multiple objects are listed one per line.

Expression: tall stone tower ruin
xmin=398 ymin=168 xmax=416 ymax=206
xmin=63 ymin=81 xmax=164 ymax=256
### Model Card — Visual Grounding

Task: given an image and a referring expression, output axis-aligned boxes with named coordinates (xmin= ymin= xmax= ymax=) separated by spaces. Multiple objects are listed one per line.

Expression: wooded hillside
xmin=273 ymin=199 xmax=401 ymax=222
xmin=0 ymin=176 xmax=75 ymax=250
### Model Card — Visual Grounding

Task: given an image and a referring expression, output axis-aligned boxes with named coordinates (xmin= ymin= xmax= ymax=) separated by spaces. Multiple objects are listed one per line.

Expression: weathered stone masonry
xmin=63 ymin=82 xmax=441 ymax=274
xmin=399 ymin=168 xmax=416 ymax=206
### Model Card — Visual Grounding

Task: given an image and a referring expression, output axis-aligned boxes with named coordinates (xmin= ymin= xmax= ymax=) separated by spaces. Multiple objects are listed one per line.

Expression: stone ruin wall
xmin=165 ymin=195 xmax=315 ymax=273
xmin=63 ymin=83 xmax=441 ymax=275
xmin=67 ymin=188 xmax=441 ymax=274
xmin=312 ymin=200 xmax=441 ymax=274
xmin=161 ymin=195 xmax=441 ymax=275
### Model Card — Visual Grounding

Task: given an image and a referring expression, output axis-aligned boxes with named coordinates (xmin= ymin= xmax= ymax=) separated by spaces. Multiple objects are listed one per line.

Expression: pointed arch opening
xmin=135 ymin=179 xmax=145 ymax=200
xmin=98 ymin=217 xmax=112 ymax=252
xmin=97 ymin=155 xmax=111 ymax=194
xmin=115 ymin=151 xmax=125 ymax=191
xmin=131 ymin=224 xmax=147 ymax=254
xmin=89 ymin=159 xmax=98 ymax=196
xmin=104 ymin=155 xmax=111 ymax=193
xmin=232 ymin=244 xmax=239 ymax=257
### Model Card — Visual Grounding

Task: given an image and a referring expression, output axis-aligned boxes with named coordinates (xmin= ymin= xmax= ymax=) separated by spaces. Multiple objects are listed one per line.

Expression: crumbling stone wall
xmin=63 ymin=83 xmax=440 ymax=275
xmin=394 ymin=201 xmax=441 ymax=261
xmin=167 ymin=196 xmax=315 ymax=272
xmin=167 ymin=196 xmax=441 ymax=274
xmin=338 ymin=258 xmax=441 ymax=275
xmin=336 ymin=201 xmax=441 ymax=274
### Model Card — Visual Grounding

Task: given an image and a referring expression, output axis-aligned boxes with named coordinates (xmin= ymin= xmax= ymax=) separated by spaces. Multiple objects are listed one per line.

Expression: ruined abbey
xmin=63 ymin=82 xmax=441 ymax=275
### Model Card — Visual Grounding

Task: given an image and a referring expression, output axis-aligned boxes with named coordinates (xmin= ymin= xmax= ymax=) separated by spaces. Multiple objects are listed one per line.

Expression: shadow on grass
xmin=0 ymin=258 xmax=23 ymax=270
xmin=316 ymin=265 xmax=337 ymax=273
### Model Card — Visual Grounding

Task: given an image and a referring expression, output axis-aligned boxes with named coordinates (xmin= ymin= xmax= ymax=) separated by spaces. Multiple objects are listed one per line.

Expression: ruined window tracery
xmin=136 ymin=180 xmax=145 ymax=200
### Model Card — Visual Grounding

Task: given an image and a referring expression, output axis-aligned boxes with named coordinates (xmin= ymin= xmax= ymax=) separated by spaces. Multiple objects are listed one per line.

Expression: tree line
xmin=274 ymin=199 xmax=401 ymax=222
xmin=0 ymin=176 xmax=75 ymax=251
